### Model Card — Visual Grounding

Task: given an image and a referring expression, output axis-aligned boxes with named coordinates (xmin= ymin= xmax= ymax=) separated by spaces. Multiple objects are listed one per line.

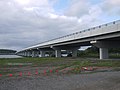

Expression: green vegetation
xmin=1 ymin=46 xmax=120 ymax=76
xmin=78 ymin=46 xmax=120 ymax=58
xmin=0 ymin=49 xmax=16 ymax=55
xmin=0 ymin=57 xmax=120 ymax=76
xmin=0 ymin=57 xmax=65 ymax=67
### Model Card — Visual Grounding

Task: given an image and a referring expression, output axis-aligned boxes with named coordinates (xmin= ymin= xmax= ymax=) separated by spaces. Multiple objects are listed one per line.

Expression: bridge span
xmin=17 ymin=20 xmax=120 ymax=59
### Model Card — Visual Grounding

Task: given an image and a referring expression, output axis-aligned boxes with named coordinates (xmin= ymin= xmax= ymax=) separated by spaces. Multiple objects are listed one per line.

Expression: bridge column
xmin=100 ymin=48 xmax=108 ymax=59
xmin=22 ymin=52 xmax=25 ymax=56
xmin=51 ymin=46 xmax=61 ymax=57
xmin=72 ymin=49 xmax=78 ymax=57
xmin=40 ymin=51 xmax=46 ymax=57
xmin=36 ymin=51 xmax=39 ymax=57
xmin=31 ymin=51 xmax=34 ymax=57
xmin=25 ymin=52 xmax=27 ymax=57
xmin=20 ymin=52 xmax=23 ymax=56
xmin=68 ymin=47 xmax=79 ymax=57
xmin=29 ymin=51 xmax=32 ymax=57
xmin=55 ymin=49 xmax=61 ymax=57
xmin=32 ymin=50 xmax=39 ymax=57
xmin=26 ymin=52 xmax=29 ymax=57
xmin=26 ymin=51 xmax=31 ymax=57
xmin=90 ymin=40 xmax=109 ymax=59
xmin=23 ymin=52 xmax=25 ymax=56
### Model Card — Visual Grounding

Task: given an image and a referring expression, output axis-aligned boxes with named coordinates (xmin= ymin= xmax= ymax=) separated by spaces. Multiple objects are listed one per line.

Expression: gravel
xmin=0 ymin=71 xmax=120 ymax=90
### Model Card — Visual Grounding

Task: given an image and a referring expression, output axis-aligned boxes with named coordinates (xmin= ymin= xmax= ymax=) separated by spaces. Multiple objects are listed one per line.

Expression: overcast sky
xmin=0 ymin=0 xmax=120 ymax=50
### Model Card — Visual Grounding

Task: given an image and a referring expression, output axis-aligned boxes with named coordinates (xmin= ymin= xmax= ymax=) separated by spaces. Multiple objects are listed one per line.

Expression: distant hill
xmin=0 ymin=49 xmax=17 ymax=55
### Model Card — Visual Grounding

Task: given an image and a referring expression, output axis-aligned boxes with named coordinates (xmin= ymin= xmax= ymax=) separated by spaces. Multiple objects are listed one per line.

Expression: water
xmin=0 ymin=54 xmax=68 ymax=58
xmin=0 ymin=55 xmax=22 ymax=58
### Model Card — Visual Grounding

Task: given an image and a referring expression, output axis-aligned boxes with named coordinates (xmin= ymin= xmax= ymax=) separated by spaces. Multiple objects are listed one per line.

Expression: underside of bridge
xmin=16 ymin=20 xmax=120 ymax=59
xmin=17 ymin=39 xmax=120 ymax=59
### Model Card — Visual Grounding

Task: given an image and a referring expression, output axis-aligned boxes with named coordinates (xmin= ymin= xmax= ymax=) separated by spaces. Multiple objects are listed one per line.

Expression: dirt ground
xmin=0 ymin=71 xmax=120 ymax=90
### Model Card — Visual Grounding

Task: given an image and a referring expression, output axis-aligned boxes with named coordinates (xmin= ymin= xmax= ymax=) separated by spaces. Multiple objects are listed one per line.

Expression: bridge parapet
xmin=18 ymin=20 xmax=120 ymax=52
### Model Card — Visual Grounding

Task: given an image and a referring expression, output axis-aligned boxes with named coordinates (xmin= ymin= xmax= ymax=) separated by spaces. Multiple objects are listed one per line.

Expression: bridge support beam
xmin=100 ymin=48 xmax=108 ymax=59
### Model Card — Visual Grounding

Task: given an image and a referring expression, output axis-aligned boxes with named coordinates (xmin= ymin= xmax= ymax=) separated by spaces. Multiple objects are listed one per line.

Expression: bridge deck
xmin=21 ymin=20 xmax=120 ymax=51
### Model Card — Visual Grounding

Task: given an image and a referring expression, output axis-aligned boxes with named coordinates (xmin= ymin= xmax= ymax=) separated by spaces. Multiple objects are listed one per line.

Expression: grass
xmin=0 ymin=57 xmax=65 ymax=67
xmin=0 ymin=57 xmax=120 ymax=75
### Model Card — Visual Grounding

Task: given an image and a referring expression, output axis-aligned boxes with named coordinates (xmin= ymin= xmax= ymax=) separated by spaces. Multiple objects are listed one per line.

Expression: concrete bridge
xmin=17 ymin=20 xmax=120 ymax=59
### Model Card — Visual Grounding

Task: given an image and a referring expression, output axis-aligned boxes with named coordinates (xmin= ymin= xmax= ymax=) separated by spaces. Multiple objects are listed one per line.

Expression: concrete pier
xmin=55 ymin=49 xmax=61 ymax=57
xmin=100 ymin=48 xmax=108 ymax=59
xmin=40 ymin=51 xmax=45 ymax=57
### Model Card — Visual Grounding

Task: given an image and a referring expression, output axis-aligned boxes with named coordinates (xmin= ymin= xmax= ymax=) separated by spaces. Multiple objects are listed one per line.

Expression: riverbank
xmin=0 ymin=55 xmax=22 ymax=58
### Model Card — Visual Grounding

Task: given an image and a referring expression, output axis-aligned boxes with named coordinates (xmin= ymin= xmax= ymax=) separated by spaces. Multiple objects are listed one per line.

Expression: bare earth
xmin=0 ymin=71 xmax=120 ymax=90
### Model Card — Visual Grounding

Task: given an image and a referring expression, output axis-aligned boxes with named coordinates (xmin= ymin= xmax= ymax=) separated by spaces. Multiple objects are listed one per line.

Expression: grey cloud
xmin=100 ymin=0 xmax=120 ymax=15
xmin=64 ymin=0 xmax=90 ymax=17
xmin=63 ymin=0 xmax=104 ymax=29
xmin=0 ymin=0 xmax=119 ymax=51
xmin=0 ymin=7 xmax=67 ymax=50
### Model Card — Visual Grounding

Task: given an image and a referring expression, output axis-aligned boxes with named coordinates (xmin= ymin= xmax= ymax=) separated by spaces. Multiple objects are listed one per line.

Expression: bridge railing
xmin=21 ymin=20 xmax=120 ymax=51
xmin=46 ymin=20 xmax=120 ymax=44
